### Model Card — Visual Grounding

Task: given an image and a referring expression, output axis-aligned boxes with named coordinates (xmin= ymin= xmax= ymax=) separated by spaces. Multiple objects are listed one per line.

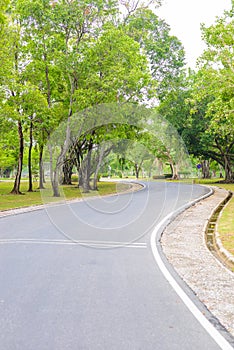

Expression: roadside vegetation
xmin=194 ymin=179 xmax=234 ymax=259
xmin=0 ymin=2 xmax=233 ymax=255
xmin=0 ymin=180 xmax=130 ymax=211
xmin=1 ymin=0 xmax=233 ymax=196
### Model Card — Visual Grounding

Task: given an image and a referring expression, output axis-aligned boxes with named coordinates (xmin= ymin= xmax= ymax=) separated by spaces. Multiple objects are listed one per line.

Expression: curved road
xmin=0 ymin=182 xmax=233 ymax=349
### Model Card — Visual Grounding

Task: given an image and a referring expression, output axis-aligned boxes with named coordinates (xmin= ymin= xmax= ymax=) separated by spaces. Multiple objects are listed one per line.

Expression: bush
xmin=152 ymin=174 xmax=172 ymax=179
xmin=101 ymin=173 xmax=109 ymax=178
xmin=152 ymin=175 xmax=165 ymax=179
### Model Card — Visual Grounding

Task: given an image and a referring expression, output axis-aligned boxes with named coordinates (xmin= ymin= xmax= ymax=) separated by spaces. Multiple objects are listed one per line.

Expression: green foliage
xmin=74 ymin=26 xmax=152 ymax=110
xmin=190 ymin=6 xmax=234 ymax=181
xmin=1 ymin=0 xmax=234 ymax=267
xmin=125 ymin=8 xmax=185 ymax=99
xmin=156 ymin=6 xmax=234 ymax=181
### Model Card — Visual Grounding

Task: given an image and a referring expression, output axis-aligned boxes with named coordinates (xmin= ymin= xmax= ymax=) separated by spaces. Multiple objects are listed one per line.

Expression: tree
xmin=1 ymin=0 xmax=192 ymax=195
xmin=20 ymin=85 xmax=48 ymax=191
xmin=3 ymin=5 xmax=25 ymax=194
xmin=44 ymin=0 xmax=121 ymax=196
xmin=47 ymin=25 xmax=152 ymax=195
xmin=17 ymin=0 xmax=68 ymax=192
xmin=124 ymin=8 xmax=185 ymax=101
xmin=190 ymin=5 xmax=234 ymax=182
xmin=74 ymin=25 xmax=152 ymax=109
xmin=0 ymin=0 xmax=10 ymax=82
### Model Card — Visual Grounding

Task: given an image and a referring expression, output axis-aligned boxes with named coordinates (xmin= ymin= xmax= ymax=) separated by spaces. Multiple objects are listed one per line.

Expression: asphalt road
xmin=0 ymin=181 xmax=233 ymax=350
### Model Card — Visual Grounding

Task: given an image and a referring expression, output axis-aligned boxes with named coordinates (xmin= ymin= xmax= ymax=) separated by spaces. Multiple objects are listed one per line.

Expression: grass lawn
xmin=0 ymin=180 xmax=130 ymax=211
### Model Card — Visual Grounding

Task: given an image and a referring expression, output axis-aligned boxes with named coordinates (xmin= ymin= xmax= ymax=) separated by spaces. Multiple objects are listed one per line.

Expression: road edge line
xmin=150 ymin=186 xmax=234 ymax=350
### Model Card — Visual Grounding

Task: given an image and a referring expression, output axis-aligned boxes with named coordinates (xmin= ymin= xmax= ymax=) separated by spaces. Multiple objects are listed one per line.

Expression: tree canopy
xmin=0 ymin=0 xmax=233 ymax=196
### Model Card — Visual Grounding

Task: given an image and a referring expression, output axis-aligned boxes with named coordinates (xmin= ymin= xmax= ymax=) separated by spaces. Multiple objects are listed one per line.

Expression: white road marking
xmin=150 ymin=188 xmax=234 ymax=350
xmin=0 ymin=238 xmax=147 ymax=249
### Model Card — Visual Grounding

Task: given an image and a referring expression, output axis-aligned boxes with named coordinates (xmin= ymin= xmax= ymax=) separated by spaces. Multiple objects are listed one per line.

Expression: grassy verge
xmin=193 ymin=179 xmax=234 ymax=257
xmin=216 ymin=186 xmax=234 ymax=256
xmin=0 ymin=181 xmax=130 ymax=211
xmin=165 ymin=178 xmax=234 ymax=257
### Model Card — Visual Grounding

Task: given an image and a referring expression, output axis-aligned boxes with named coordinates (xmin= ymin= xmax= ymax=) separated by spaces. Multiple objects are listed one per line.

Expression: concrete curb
xmin=161 ymin=185 xmax=234 ymax=340
xmin=0 ymin=181 xmax=144 ymax=218
xmin=215 ymin=231 xmax=234 ymax=266
xmin=151 ymin=185 xmax=234 ymax=349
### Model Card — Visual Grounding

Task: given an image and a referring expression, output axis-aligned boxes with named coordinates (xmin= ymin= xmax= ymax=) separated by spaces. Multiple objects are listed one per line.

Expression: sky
xmin=156 ymin=0 xmax=232 ymax=68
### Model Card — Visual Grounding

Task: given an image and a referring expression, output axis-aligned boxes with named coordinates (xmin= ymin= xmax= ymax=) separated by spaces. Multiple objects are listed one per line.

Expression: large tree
xmin=74 ymin=25 xmax=152 ymax=109
xmin=124 ymin=8 xmax=185 ymax=101
xmin=1 ymin=0 xmax=193 ymax=196
xmin=190 ymin=5 xmax=234 ymax=182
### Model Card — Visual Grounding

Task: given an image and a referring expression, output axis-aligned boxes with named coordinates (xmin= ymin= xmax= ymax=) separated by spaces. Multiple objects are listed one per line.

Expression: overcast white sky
xmin=156 ymin=0 xmax=232 ymax=68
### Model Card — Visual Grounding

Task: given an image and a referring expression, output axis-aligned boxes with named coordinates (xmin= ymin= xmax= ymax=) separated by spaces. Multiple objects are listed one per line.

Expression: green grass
xmin=0 ymin=181 xmax=44 ymax=210
xmin=193 ymin=179 xmax=234 ymax=258
xmin=0 ymin=180 xmax=130 ymax=211
xmin=165 ymin=178 xmax=234 ymax=258
xmin=216 ymin=184 xmax=234 ymax=256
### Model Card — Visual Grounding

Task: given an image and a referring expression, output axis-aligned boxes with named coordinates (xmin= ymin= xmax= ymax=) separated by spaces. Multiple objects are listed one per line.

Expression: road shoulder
xmin=161 ymin=186 xmax=234 ymax=337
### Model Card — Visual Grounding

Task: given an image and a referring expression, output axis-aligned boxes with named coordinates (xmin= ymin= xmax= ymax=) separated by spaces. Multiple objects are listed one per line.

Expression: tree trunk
xmin=62 ymin=160 xmax=73 ymax=185
xmin=79 ymin=164 xmax=90 ymax=193
xmin=39 ymin=144 xmax=45 ymax=189
xmin=52 ymin=169 xmax=60 ymax=197
xmin=82 ymin=161 xmax=91 ymax=193
xmin=169 ymin=162 xmax=179 ymax=180
xmin=49 ymin=73 xmax=76 ymax=196
xmin=224 ymin=154 xmax=234 ymax=183
xmin=78 ymin=168 xmax=83 ymax=188
xmin=11 ymin=120 xmax=24 ymax=194
xmin=28 ymin=118 xmax=33 ymax=192
xmin=48 ymin=141 xmax=60 ymax=197
xmin=92 ymin=175 xmax=99 ymax=191
xmin=214 ymin=138 xmax=234 ymax=183
xmin=79 ymin=144 xmax=93 ymax=193
xmin=201 ymin=160 xmax=210 ymax=179
xmin=82 ymin=171 xmax=90 ymax=193
xmin=92 ymin=146 xmax=106 ymax=191
xmin=135 ymin=163 xmax=140 ymax=179
xmin=45 ymin=62 xmax=51 ymax=108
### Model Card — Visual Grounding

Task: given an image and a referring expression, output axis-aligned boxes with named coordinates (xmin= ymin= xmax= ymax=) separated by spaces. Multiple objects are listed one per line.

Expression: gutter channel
xmin=205 ymin=190 xmax=234 ymax=272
